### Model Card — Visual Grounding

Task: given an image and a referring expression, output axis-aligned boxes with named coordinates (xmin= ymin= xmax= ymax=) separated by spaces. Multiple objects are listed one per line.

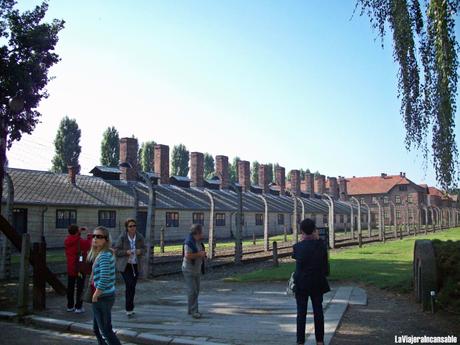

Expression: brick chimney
xmin=328 ymin=177 xmax=339 ymax=199
xmin=238 ymin=160 xmax=250 ymax=192
xmin=290 ymin=169 xmax=301 ymax=196
xmin=275 ymin=166 xmax=286 ymax=195
xmin=339 ymin=176 xmax=348 ymax=201
xmin=119 ymin=137 xmax=138 ymax=181
xmin=67 ymin=165 xmax=79 ymax=185
xmin=314 ymin=174 xmax=326 ymax=195
xmin=215 ymin=155 xmax=229 ymax=189
xmin=190 ymin=152 xmax=204 ymax=188
xmin=305 ymin=172 xmax=314 ymax=195
xmin=258 ymin=164 xmax=270 ymax=193
xmin=154 ymin=144 xmax=170 ymax=184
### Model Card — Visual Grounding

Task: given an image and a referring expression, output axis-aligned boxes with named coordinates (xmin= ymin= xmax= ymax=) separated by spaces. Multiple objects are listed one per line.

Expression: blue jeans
xmin=92 ymin=294 xmax=122 ymax=345
xmin=295 ymin=292 xmax=324 ymax=344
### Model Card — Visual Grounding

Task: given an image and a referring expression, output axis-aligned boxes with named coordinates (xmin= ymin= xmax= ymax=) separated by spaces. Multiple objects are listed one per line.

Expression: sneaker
xmin=192 ymin=312 xmax=202 ymax=319
xmin=66 ymin=307 xmax=75 ymax=312
xmin=75 ymin=308 xmax=85 ymax=314
xmin=126 ymin=310 xmax=135 ymax=317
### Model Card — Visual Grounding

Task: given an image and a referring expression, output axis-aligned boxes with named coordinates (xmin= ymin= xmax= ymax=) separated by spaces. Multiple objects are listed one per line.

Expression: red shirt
xmin=64 ymin=233 xmax=92 ymax=276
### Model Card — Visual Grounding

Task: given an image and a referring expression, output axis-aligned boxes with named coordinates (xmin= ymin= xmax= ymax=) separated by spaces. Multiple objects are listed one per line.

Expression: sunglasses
xmin=128 ymin=224 xmax=136 ymax=228
xmin=93 ymin=234 xmax=107 ymax=240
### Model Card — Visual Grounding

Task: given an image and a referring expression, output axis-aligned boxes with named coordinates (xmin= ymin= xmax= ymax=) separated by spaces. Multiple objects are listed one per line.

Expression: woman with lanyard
xmin=114 ymin=218 xmax=146 ymax=317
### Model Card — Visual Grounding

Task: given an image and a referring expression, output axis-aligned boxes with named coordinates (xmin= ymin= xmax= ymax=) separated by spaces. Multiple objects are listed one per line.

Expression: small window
xmin=98 ymin=210 xmax=116 ymax=228
xmin=383 ymin=196 xmax=389 ymax=204
xmin=407 ymin=194 xmax=413 ymax=204
xmin=372 ymin=196 xmax=378 ymax=204
xmin=395 ymin=195 xmax=401 ymax=204
xmin=360 ymin=198 xmax=365 ymax=205
xmin=192 ymin=212 xmax=204 ymax=226
xmin=384 ymin=211 xmax=389 ymax=219
xmin=399 ymin=185 xmax=408 ymax=191
xmin=323 ymin=214 xmax=328 ymax=225
xmin=396 ymin=210 xmax=401 ymax=219
xmin=255 ymin=214 xmax=264 ymax=226
xmin=215 ymin=213 xmax=226 ymax=226
xmin=56 ymin=209 xmax=77 ymax=229
xmin=277 ymin=214 xmax=284 ymax=225
xmin=166 ymin=212 xmax=179 ymax=227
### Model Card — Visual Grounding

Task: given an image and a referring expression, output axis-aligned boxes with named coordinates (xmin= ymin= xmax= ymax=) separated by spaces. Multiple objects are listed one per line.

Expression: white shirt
xmin=128 ymin=234 xmax=137 ymax=264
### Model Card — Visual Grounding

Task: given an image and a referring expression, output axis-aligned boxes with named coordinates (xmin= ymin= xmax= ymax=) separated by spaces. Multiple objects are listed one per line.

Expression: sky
xmin=8 ymin=0 xmax=460 ymax=187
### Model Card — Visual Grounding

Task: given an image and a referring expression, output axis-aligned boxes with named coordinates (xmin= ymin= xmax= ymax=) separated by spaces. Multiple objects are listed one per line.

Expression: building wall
xmin=10 ymin=204 xmax=296 ymax=248
xmin=9 ymin=204 xmax=133 ymax=248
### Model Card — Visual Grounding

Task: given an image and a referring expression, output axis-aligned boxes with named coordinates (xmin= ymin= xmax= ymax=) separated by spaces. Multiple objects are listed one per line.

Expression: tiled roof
xmin=346 ymin=175 xmax=421 ymax=195
xmin=2 ymin=168 xmax=364 ymax=215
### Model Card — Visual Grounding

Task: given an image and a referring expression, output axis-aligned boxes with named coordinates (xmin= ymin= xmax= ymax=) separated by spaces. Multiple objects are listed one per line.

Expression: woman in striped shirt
xmin=87 ymin=226 xmax=121 ymax=345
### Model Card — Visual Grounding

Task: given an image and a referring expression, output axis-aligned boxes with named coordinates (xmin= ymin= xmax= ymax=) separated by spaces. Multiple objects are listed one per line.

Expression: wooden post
xmin=272 ymin=241 xmax=279 ymax=267
xmin=252 ymin=230 xmax=256 ymax=245
xmin=160 ymin=226 xmax=165 ymax=253
xmin=283 ymin=226 xmax=287 ymax=242
xmin=33 ymin=242 xmax=46 ymax=311
xmin=18 ymin=234 xmax=30 ymax=316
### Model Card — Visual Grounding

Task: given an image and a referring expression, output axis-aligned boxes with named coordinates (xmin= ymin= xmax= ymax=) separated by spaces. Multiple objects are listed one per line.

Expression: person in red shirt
xmin=64 ymin=224 xmax=92 ymax=313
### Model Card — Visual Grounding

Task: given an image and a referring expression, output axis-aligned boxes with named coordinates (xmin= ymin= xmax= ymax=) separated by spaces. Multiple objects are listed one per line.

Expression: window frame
xmin=255 ymin=214 xmax=264 ymax=226
xmin=56 ymin=209 xmax=77 ymax=229
xmin=98 ymin=210 xmax=116 ymax=228
xmin=192 ymin=212 xmax=205 ymax=226
xmin=215 ymin=213 xmax=226 ymax=227
xmin=166 ymin=212 xmax=179 ymax=227
xmin=277 ymin=214 xmax=284 ymax=225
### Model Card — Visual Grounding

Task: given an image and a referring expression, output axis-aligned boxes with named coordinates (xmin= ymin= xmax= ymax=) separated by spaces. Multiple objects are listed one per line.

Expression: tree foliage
xmin=51 ymin=116 xmax=81 ymax=173
xmin=357 ymin=0 xmax=459 ymax=188
xmin=230 ymin=156 xmax=240 ymax=183
xmin=100 ymin=126 xmax=119 ymax=167
xmin=204 ymin=152 xmax=214 ymax=178
xmin=139 ymin=140 xmax=156 ymax=172
xmin=171 ymin=143 xmax=189 ymax=176
xmin=0 ymin=0 xmax=64 ymax=210
xmin=251 ymin=161 xmax=259 ymax=185
xmin=266 ymin=163 xmax=274 ymax=183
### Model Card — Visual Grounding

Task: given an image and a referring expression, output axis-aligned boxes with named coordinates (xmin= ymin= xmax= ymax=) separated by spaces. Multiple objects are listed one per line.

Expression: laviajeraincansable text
xmin=395 ymin=335 xmax=458 ymax=344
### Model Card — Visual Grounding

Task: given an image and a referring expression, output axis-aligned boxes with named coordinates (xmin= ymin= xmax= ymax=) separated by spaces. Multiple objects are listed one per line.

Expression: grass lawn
xmin=225 ymin=227 xmax=460 ymax=293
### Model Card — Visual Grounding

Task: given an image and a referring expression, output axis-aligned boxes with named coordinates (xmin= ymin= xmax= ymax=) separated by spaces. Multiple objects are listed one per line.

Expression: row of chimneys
xmin=113 ymin=137 xmax=348 ymax=199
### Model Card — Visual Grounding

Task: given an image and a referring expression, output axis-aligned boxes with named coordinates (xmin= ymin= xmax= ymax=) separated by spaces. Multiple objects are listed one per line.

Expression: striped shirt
xmin=93 ymin=251 xmax=116 ymax=296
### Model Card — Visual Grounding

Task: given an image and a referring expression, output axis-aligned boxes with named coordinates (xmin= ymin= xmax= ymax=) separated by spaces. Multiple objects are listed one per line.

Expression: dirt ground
xmin=331 ymin=283 xmax=460 ymax=345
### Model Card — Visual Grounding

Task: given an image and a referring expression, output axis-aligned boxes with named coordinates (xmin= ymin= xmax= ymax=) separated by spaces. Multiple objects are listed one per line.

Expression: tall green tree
xmin=357 ymin=0 xmax=459 ymax=188
xmin=171 ymin=144 xmax=189 ymax=176
xmin=266 ymin=163 xmax=274 ymax=183
xmin=204 ymin=152 xmax=214 ymax=178
xmin=0 ymin=1 xmax=64 ymax=212
xmin=51 ymin=116 xmax=81 ymax=173
xmin=300 ymin=168 xmax=306 ymax=180
xmin=230 ymin=156 xmax=240 ymax=183
xmin=251 ymin=161 xmax=259 ymax=185
xmin=139 ymin=141 xmax=156 ymax=172
xmin=100 ymin=126 xmax=119 ymax=167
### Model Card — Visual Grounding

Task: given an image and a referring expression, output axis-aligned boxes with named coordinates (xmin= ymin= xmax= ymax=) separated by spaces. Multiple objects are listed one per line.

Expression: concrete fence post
xmin=272 ymin=241 xmax=279 ymax=267
xmin=32 ymin=241 xmax=46 ymax=311
xmin=160 ymin=226 xmax=165 ymax=253
xmin=18 ymin=233 xmax=30 ymax=316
